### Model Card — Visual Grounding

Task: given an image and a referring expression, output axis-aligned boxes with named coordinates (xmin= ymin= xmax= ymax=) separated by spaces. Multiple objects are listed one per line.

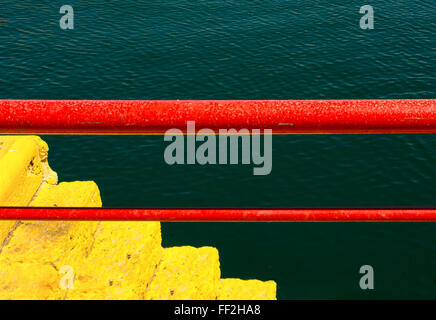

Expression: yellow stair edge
xmin=65 ymin=221 xmax=162 ymax=300
xmin=29 ymin=181 xmax=102 ymax=207
xmin=144 ymin=246 xmax=221 ymax=300
xmin=0 ymin=220 xmax=163 ymax=300
xmin=217 ymin=278 xmax=277 ymax=300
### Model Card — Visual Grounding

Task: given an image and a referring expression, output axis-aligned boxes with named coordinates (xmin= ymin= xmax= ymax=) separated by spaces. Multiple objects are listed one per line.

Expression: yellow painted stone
xmin=217 ymin=279 xmax=277 ymax=300
xmin=30 ymin=181 xmax=102 ymax=207
xmin=0 ymin=135 xmax=59 ymax=271
xmin=0 ymin=220 xmax=163 ymax=299
xmin=144 ymin=246 xmax=221 ymax=300
xmin=0 ymin=220 xmax=102 ymax=299
xmin=0 ymin=136 xmax=57 ymax=206
xmin=66 ymin=221 xmax=162 ymax=300
xmin=0 ymin=221 xmax=18 ymax=246
xmin=0 ymin=221 xmax=98 ymax=265
xmin=0 ymin=262 xmax=61 ymax=300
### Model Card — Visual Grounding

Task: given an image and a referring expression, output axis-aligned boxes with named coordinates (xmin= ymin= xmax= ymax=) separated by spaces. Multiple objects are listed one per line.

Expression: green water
xmin=1 ymin=1 xmax=435 ymax=299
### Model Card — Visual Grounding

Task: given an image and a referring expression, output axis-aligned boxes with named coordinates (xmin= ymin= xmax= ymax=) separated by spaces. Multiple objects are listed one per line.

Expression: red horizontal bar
xmin=1 ymin=208 xmax=436 ymax=221
xmin=1 ymin=99 xmax=435 ymax=134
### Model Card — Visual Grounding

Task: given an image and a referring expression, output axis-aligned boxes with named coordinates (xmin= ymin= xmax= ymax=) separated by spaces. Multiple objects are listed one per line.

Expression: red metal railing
xmin=0 ymin=208 xmax=436 ymax=222
xmin=0 ymin=99 xmax=435 ymax=134
xmin=1 ymin=99 xmax=435 ymax=221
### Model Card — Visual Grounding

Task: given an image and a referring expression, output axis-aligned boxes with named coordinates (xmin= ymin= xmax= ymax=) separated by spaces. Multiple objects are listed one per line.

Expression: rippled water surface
xmin=1 ymin=1 xmax=435 ymax=298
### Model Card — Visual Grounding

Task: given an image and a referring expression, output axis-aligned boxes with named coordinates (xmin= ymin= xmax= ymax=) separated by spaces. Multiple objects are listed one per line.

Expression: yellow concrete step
xmin=217 ymin=279 xmax=277 ymax=300
xmin=0 ymin=221 xmax=162 ymax=299
xmin=66 ymin=221 xmax=162 ymax=299
xmin=29 ymin=181 xmax=102 ymax=207
xmin=0 ymin=221 xmax=99 ymax=299
xmin=145 ymin=246 xmax=221 ymax=300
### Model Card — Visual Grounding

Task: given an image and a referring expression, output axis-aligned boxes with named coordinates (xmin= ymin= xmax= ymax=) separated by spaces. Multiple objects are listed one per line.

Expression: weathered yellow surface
xmin=145 ymin=246 xmax=221 ymax=300
xmin=66 ymin=222 xmax=162 ymax=300
xmin=0 ymin=221 xmax=162 ymax=299
xmin=0 ymin=135 xmax=277 ymax=300
xmin=0 ymin=220 xmax=100 ymax=299
xmin=217 ymin=279 xmax=277 ymax=300
xmin=0 ymin=262 xmax=61 ymax=300
xmin=0 ymin=221 xmax=17 ymax=246
xmin=0 ymin=135 xmax=56 ymax=265
xmin=0 ymin=136 xmax=57 ymax=206
xmin=30 ymin=181 xmax=102 ymax=207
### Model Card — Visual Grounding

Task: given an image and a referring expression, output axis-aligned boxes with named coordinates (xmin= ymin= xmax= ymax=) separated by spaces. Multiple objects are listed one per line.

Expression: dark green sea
xmin=1 ymin=1 xmax=435 ymax=299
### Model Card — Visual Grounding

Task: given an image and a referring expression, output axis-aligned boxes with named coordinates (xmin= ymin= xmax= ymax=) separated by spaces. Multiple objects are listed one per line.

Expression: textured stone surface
xmin=217 ymin=279 xmax=277 ymax=300
xmin=145 ymin=246 xmax=220 ymax=300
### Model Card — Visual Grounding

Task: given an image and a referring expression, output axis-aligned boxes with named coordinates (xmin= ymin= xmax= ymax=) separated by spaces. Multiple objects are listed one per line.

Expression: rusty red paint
xmin=1 ymin=208 xmax=436 ymax=221
xmin=0 ymin=99 xmax=435 ymax=134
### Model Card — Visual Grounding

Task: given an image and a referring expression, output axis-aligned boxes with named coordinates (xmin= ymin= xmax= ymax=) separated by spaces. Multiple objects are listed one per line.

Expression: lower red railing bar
xmin=0 ymin=99 xmax=435 ymax=134
xmin=1 ymin=208 xmax=436 ymax=221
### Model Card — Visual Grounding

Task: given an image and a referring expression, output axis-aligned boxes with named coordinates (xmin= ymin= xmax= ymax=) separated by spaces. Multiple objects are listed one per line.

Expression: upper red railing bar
xmin=1 ymin=99 xmax=435 ymax=134
xmin=1 ymin=208 xmax=436 ymax=221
